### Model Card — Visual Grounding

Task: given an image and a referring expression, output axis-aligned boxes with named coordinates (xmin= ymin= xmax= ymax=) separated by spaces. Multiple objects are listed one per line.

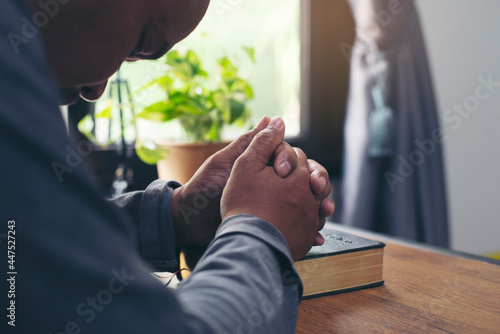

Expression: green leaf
xmin=166 ymin=50 xmax=182 ymax=65
xmin=243 ymin=46 xmax=256 ymax=63
xmin=218 ymin=57 xmax=238 ymax=80
xmin=230 ymin=79 xmax=254 ymax=98
xmin=186 ymin=50 xmax=199 ymax=63
xmin=135 ymin=142 xmax=168 ymax=165
xmin=175 ymin=62 xmax=195 ymax=81
xmin=235 ymin=107 xmax=251 ymax=127
xmin=197 ymin=68 xmax=208 ymax=77
xmin=137 ymin=101 xmax=177 ymax=122
xmin=77 ymin=114 xmax=119 ymax=146
xmin=96 ymin=100 xmax=113 ymax=119
xmin=187 ymin=50 xmax=208 ymax=77
xmin=176 ymin=100 xmax=208 ymax=116
xmin=243 ymin=85 xmax=254 ymax=99
xmin=166 ymin=51 xmax=193 ymax=81
xmin=228 ymin=98 xmax=246 ymax=124
xmin=207 ymin=117 xmax=221 ymax=142
xmin=213 ymin=91 xmax=230 ymax=114
xmin=138 ymin=76 xmax=173 ymax=92
xmin=77 ymin=114 xmax=98 ymax=143
xmin=165 ymin=49 xmax=208 ymax=81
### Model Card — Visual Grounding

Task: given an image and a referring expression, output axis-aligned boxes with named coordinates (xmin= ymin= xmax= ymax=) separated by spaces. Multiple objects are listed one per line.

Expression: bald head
xmin=26 ymin=0 xmax=210 ymax=104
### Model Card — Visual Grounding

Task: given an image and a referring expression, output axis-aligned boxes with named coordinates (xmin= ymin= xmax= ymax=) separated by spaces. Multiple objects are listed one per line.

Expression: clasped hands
xmin=171 ymin=116 xmax=335 ymax=260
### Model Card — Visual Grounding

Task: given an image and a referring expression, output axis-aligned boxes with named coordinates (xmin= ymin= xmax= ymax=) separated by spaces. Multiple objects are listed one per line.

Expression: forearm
xmin=110 ymin=179 xmax=182 ymax=272
xmin=176 ymin=215 xmax=302 ymax=333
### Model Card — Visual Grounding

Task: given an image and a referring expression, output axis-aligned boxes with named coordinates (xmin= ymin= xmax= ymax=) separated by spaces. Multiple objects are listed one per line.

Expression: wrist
xmin=171 ymin=187 xmax=194 ymax=246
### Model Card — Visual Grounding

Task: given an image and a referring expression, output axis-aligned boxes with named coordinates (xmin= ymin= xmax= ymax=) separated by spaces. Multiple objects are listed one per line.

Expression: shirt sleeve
xmin=110 ymin=180 xmax=182 ymax=272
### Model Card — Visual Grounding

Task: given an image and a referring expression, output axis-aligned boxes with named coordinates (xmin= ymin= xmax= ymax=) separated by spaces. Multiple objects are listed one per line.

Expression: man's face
xmin=28 ymin=0 xmax=209 ymax=105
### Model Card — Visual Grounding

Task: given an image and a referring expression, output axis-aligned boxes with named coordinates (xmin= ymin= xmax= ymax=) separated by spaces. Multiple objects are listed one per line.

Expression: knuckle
xmin=235 ymin=153 xmax=250 ymax=166
xmin=232 ymin=133 xmax=253 ymax=154
xmin=294 ymin=148 xmax=308 ymax=161
xmin=238 ymin=132 xmax=253 ymax=144
xmin=311 ymin=160 xmax=329 ymax=179
xmin=254 ymin=129 xmax=277 ymax=145
xmin=324 ymin=185 xmax=332 ymax=197
xmin=318 ymin=218 xmax=326 ymax=231
xmin=281 ymin=141 xmax=293 ymax=150
xmin=274 ymin=142 xmax=285 ymax=154
xmin=203 ymin=154 xmax=217 ymax=167
xmin=286 ymin=146 xmax=298 ymax=159
xmin=294 ymin=147 xmax=304 ymax=155
xmin=277 ymin=145 xmax=295 ymax=160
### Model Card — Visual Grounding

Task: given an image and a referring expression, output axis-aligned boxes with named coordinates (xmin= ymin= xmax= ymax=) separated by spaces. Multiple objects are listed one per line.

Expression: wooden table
xmin=297 ymin=223 xmax=500 ymax=333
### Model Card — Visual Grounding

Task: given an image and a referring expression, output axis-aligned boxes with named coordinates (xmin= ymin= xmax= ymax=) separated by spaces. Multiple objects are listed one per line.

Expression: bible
xmin=297 ymin=228 xmax=385 ymax=299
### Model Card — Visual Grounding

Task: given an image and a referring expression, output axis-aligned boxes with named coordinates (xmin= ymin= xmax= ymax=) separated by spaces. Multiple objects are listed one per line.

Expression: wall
xmin=417 ymin=0 xmax=500 ymax=254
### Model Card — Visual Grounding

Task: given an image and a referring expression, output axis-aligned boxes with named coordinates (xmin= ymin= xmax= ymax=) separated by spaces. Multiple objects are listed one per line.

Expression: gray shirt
xmin=0 ymin=1 xmax=302 ymax=333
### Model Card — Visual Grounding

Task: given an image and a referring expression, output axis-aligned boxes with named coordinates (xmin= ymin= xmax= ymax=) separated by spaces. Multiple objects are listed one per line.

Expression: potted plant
xmin=135 ymin=48 xmax=255 ymax=183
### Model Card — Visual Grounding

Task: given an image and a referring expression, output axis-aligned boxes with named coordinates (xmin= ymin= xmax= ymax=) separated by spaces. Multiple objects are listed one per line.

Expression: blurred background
xmin=68 ymin=0 xmax=499 ymax=258
xmin=418 ymin=0 xmax=500 ymax=256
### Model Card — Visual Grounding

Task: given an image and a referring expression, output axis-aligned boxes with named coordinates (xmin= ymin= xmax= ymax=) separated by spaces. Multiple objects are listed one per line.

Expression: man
xmin=0 ymin=0 xmax=334 ymax=332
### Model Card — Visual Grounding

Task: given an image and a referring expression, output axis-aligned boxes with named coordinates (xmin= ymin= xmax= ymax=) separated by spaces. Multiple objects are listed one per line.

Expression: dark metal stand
xmin=109 ymin=70 xmax=136 ymax=197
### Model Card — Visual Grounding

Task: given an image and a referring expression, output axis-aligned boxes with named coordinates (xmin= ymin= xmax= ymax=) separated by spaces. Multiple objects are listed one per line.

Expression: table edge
xmin=325 ymin=222 xmax=500 ymax=266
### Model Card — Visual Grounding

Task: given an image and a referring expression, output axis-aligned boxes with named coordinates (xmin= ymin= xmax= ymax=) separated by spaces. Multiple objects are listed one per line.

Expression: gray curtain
xmin=340 ymin=0 xmax=449 ymax=247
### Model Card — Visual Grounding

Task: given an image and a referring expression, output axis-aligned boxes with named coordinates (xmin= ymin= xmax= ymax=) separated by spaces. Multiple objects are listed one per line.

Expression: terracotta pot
xmin=156 ymin=141 xmax=229 ymax=184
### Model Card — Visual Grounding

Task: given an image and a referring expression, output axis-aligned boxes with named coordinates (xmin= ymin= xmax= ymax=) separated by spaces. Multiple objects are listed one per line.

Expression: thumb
xmin=239 ymin=116 xmax=286 ymax=171
xmin=218 ymin=116 xmax=271 ymax=162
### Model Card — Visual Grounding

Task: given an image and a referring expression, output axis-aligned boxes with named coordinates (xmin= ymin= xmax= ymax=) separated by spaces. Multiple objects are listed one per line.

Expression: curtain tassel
xmin=368 ymin=85 xmax=395 ymax=157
